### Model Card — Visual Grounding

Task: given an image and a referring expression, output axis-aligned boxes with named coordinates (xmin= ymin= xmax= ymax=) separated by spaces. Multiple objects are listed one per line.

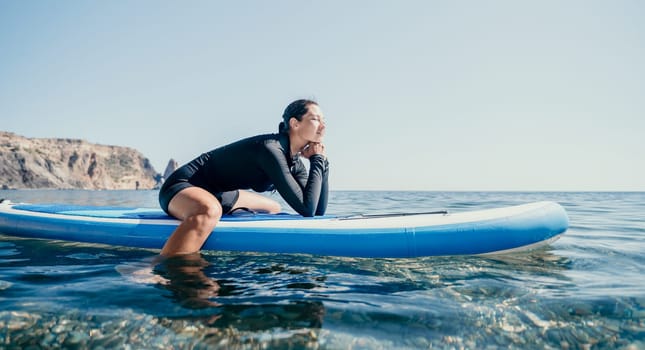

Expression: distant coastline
xmin=0 ymin=131 xmax=167 ymax=190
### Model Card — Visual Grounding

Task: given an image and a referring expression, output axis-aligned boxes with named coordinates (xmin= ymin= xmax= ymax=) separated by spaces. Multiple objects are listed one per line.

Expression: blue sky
xmin=1 ymin=1 xmax=643 ymax=191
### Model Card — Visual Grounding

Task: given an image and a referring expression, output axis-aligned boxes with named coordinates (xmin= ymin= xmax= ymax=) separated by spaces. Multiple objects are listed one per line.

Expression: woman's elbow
xmin=298 ymin=207 xmax=316 ymax=217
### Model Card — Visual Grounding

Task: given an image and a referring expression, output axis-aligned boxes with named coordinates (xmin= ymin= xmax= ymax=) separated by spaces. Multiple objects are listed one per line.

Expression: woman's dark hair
xmin=278 ymin=99 xmax=318 ymax=134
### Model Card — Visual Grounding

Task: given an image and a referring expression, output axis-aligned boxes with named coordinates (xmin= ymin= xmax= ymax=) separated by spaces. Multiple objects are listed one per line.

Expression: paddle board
xmin=0 ymin=200 xmax=568 ymax=258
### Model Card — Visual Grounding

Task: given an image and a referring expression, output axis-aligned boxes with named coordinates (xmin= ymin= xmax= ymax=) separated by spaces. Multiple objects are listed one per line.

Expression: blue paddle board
xmin=0 ymin=200 xmax=568 ymax=258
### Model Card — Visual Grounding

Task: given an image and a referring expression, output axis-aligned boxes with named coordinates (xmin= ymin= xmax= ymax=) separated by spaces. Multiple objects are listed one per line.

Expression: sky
xmin=1 ymin=1 xmax=643 ymax=191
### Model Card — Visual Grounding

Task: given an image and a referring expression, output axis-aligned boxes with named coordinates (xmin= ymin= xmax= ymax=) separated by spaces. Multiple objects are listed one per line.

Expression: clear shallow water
xmin=0 ymin=190 xmax=644 ymax=349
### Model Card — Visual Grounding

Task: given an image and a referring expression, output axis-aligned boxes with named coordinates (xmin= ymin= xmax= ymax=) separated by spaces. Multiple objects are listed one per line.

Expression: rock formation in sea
xmin=0 ymin=131 xmax=161 ymax=190
xmin=163 ymin=158 xmax=179 ymax=181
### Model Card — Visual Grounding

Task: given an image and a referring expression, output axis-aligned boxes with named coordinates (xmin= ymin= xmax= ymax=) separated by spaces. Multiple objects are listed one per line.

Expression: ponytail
xmin=279 ymin=99 xmax=318 ymax=134
xmin=278 ymin=121 xmax=288 ymax=134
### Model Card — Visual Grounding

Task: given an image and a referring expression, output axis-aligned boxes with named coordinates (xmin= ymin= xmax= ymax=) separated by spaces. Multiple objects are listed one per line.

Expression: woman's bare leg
xmin=232 ymin=190 xmax=281 ymax=214
xmin=161 ymin=187 xmax=223 ymax=257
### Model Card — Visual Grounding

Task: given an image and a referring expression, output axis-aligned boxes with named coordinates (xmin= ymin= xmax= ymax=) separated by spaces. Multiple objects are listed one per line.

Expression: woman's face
xmin=292 ymin=104 xmax=325 ymax=142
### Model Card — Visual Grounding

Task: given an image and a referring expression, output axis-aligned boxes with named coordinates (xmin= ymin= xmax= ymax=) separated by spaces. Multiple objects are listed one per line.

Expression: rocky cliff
xmin=0 ymin=131 xmax=161 ymax=190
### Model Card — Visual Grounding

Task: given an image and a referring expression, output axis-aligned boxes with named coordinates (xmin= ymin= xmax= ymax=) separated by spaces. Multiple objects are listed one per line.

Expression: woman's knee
xmin=168 ymin=187 xmax=223 ymax=223
xmin=188 ymin=201 xmax=222 ymax=230
xmin=234 ymin=191 xmax=281 ymax=214
xmin=177 ymin=203 xmax=221 ymax=240
xmin=267 ymin=201 xmax=281 ymax=214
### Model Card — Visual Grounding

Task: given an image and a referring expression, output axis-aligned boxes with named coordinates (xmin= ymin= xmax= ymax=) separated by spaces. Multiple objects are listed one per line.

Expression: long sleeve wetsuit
xmin=159 ymin=133 xmax=329 ymax=217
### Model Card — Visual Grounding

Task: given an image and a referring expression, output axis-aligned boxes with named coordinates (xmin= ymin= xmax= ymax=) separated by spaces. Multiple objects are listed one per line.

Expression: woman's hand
xmin=302 ymin=142 xmax=325 ymax=159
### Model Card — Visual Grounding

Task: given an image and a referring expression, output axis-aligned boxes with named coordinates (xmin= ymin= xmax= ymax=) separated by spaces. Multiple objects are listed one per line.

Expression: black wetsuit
xmin=159 ymin=133 xmax=329 ymax=217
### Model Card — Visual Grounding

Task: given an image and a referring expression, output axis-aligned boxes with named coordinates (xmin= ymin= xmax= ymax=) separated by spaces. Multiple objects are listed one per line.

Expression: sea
xmin=0 ymin=190 xmax=643 ymax=349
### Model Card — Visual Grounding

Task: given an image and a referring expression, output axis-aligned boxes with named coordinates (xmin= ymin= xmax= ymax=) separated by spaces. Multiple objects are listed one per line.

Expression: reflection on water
xmin=154 ymin=253 xmax=222 ymax=309
xmin=152 ymin=253 xmax=326 ymax=331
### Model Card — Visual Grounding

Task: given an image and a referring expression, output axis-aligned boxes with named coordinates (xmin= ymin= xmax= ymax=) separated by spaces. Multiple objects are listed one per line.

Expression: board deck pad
xmin=11 ymin=204 xmax=323 ymax=221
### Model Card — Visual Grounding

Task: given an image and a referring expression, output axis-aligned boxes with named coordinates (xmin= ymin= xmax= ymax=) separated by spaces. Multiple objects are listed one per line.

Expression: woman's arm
xmin=258 ymin=146 xmax=327 ymax=217
xmin=290 ymin=155 xmax=328 ymax=216
xmin=314 ymin=157 xmax=329 ymax=216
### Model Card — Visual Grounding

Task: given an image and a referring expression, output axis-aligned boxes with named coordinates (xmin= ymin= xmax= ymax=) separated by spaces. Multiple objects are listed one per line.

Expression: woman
xmin=159 ymin=99 xmax=329 ymax=257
